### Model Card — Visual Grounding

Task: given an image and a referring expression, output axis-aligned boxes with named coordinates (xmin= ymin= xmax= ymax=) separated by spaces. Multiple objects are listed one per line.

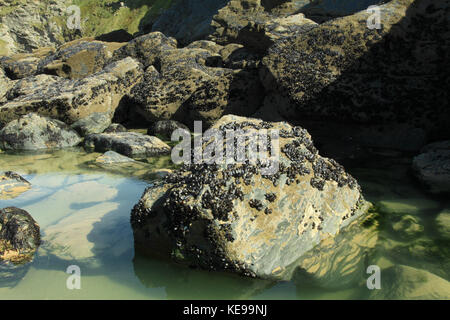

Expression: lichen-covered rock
xmin=0 ymin=113 xmax=81 ymax=151
xmin=369 ymin=265 xmax=450 ymax=300
xmin=0 ymin=207 xmax=40 ymax=264
xmin=71 ymin=112 xmax=112 ymax=137
xmin=0 ymin=171 xmax=31 ymax=200
xmin=0 ymin=48 xmax=55 ymax=79
xmin=84 ymin=132 xmax=171 ymax=158
xmin=131 ymin=115 xmax=368 ymax=279
xmin=412 ymin=141 xmax=450 ymax=194
xmin=147 ymin=120 xmax=190 ymax=139
xmin=261 ymin=0 xmax=450 ymax=139
xmin=39 ymin=39 xmax=125 ymax=79
xmin=129 ymin=48 xmax=264 ymax=128
xmin=111 ymin=32 xmax=178 ymax=68
xmin=0 ymin=57 xmax=143 ymax=125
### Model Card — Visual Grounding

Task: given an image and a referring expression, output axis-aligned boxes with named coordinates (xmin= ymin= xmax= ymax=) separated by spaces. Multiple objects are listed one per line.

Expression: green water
xmin=0 ymin=148 xmax=448 ymax=299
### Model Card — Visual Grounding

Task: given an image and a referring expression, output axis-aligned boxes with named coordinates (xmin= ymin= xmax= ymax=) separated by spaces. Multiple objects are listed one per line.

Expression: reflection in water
xmin=0 ymin=149 xmax=448 ymax=299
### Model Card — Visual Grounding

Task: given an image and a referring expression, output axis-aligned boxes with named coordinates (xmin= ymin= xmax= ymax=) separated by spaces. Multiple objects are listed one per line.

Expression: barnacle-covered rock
xmin=261 ymin=0 xmax=450 ymax=138
xmin=0 ymin=113 xmax=81 ymax=151
xmin=0 ymin=47 xmax=55 ymax=79
xmin=0 ymin=57 xmax=143 ymax=126
xmin=0 ymin=207 xmax=40 ymax=264
xmin=131 ymin=115 xmax=368 ymax=279
xmin=0 ymin=171 xmax=31 ymax=200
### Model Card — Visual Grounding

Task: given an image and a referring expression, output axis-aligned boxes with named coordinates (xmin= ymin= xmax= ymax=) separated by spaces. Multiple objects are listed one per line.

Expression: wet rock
xmin=104 ymin=123 xmax=127 ymax=133
xmin=0 ymin=57 xmax=143 ymax=126
xmin=261 ymin=0 xmax=450 ymax=139
xmin=369 ymin=265 xmax=450 ymax=300
xmin=391 ymin=214 xmax=424 ymax=240
xmin=131 ymin=115 xmax=368 ymax=279
xmin=95 ymin=151 xmax=136 ymax=165
xmin=71 ymin=112 xmax=112 ymax=137
xmin=147 ymin=120 xmax=190 ymax=139
xmin=39 ymin=39 xmax=125 ymax=79
xmin=129 ymin=48 xmax=264 ymax=128
xmin=435 ymin=210 xmax=450 ymax=241
xmin=0 ymin=207 xmax=40 ymax=264
xmin=111 ymin=32 xmax=178 ymax=68
xmin=0 ymin=171 xmax=31 ymax=200
xmin=84 ymin=132 xmax=171 ymax=158
xmin=0 ymin=113 xmax=81 ymax=151
xmin=412 ymin=141 xmax=450 ymax=195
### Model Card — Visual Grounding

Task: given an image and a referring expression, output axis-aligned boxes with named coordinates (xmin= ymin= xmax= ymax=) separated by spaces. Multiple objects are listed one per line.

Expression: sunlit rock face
xmin=131 ymin=115 xmax=369 ymax=279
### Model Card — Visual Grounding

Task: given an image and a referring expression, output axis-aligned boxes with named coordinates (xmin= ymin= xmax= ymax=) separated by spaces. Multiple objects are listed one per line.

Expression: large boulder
xmin=84 ymin=132 xmax=171 ymax=158
xmin=261 ymin=0 xmax=450 ymax=139
xmin=0 ymin=57 xmax=143 ymax=125
xmin=412 ymin=141 xmax=450 ymax=195
xmin=0 ymin=113 xmax=81 ymax=151
xmin=369 ymin=265 xmax=450 ymax=300
xmin=0 ymin=47 xmax=55 ymax=79
xmin=71 ymin=112 xmax=112 ymax=137
xmin=131 ymin=115 xmax=368 ymax=279
xmin=0 ymin=207 xmax=40 ymax=264
xmin=147 ymin=120 xmax=190 ymax=140
xmin=128 ymin=47 xmax=264 ymax=128
xmin=0 ymin=171 xmax=31 ymax=200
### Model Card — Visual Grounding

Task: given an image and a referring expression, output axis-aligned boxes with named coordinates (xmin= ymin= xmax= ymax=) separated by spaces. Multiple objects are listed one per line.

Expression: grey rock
xmin=147 ymin=120 xmax=190 ymax=139
xmin=71 ymin=112 xmax=112 ymax=137
xmin=95 ymin=151 xmax=136 ymax=165
xmin=0 ymin=113 xmax=82 ymax=151
xmin=0 ymin=207 xmax=40 ymax=264
xmin=131 ymin=115 xmax=368 ymax=279
xmin=104 ymin=123 xmax=127 ymax=133
xmin=84 ymin=132 xmax=171 ymax=158
xmin=412 ymin=142 xmax=450 ymax=194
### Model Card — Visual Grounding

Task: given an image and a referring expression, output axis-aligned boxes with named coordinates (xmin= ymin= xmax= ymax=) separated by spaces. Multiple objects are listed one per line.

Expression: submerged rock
xmin=412 ymin=141 xmax=450 ymax=194
xmin=71 ymin=112 xmax=112 ymax=137
xmin=147 ymin=120 xmax=190 ymax=139
xmin=435 ymin=210 xmax=450 ymax=241
xmin=131 ymin=115 xmax=368 ymax=279
xmin=84 ymin=132 xmax=171 ymax=158
xmin=0 ymin=207 xmax=40 ymax=264
xmin=0 ymin=113 xmax=81 ymax=151
xmin=0 ymin=171 xmax=31 ymax=200
xmin=369 ymin=265 xmax=450 ymax=300
xmin=95 ymin=151 xmax=137 ymax=165
xmin=0 ymin=57 xmax=143 ymax=126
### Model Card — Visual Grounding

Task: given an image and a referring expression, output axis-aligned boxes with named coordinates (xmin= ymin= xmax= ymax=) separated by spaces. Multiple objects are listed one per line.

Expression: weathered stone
xmin=0 ymin=113 xmax=81 ymax=151
xmin=261 ymin=0 xmax=450 ymax=139
xmin=147 ymin=120 xmax=190 ymax=139
xmin=84 ymin=132 xmax=171 ymax=158
xmin=39 ymin=39 xmax=125 ymax=79
xmin=0 ymin=207 xmax=40 ymax=264
xmin=129 ymin=48 xmax=264 ymax=128
xmin=71 ymin=112 xmax=112 ymax=137
xmin=131 ymin=115 xmax=368 ymax=279
xmin=104 ymin=123 xmax=127 ymax=133
xmin=111 ymin=32 xmax=178 ymax=68
xmin=369 ymin=265 xmax=450 ymax=300
xmin=95 ymin=150 xmax=136 ymax=165
xmin=0 ymin=171 xmax=31 ymax=200
xmin=412 ymin=141 xmax=450 ymax=194
xmin=0 ymin=57 xmax=143 ymax=125
xmin=0 ymin=47 xmax=55 ymax=79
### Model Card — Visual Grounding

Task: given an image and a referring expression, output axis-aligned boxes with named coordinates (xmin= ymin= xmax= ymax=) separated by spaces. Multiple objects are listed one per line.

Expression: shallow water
xmin=0 ymin=148 xmax=448 ymax=299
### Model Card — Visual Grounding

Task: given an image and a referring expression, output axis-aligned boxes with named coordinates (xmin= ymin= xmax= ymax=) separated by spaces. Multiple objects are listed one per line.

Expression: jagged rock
xmin=131 ymin=115 xmax=368 ymax=279
xmin=435 ymin=209 xmax=450 ymax=241
xmin=369 ymin=265 xmax=450 ymax=300
xmin=261 ymin=0 xmax=450 ymax=139
xmin=0 ymin=113 xmax=81 ymax=151
xmin=84 ymin=132 xmax=171 ymax=158
xmin=0 ymin=48 xmax=55 ymax=79
xmin=129 ymin=48 xmax=264 ymax=128
xmin=147 ymin=120 xmax=190 ymax=139
xmin=71 ymin=112 xmax=112 ymax=137
xmin=0 ymin=57 xmax=143 ymax=125
xmin=111 ymin=32 xmax=178 ymax=68
xmin=0 ymin=207 xmax=40 ymax=264
xmin=412 ymin=141 xmax=450 ymax=194
xmin=0 ymin=171 xmax=31 ymax=200
xmin=104 ymin=123 xmax=127 ymax=133
xmin=39 ymin=39 xmax=125 ymax=79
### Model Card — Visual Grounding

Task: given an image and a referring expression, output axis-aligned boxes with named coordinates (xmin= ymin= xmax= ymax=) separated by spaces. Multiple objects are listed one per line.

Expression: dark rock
xmin=104 ymin=123 xmax=127 ymax=133
xmin=0 ymin=207 xmax=40 ymax=264
xmin=147 ymin=120 xmax=190 ymax=139
xmin=95 ymin=29 xmax=134 ymax=43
